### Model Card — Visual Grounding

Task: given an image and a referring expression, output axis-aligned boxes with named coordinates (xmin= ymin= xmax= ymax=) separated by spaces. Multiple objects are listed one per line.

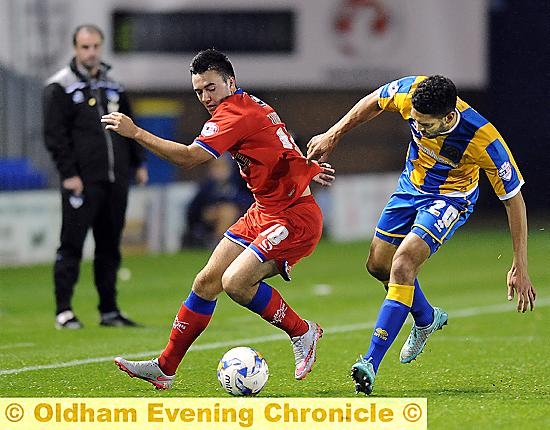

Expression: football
xmin=217 ymin=346 xmax=269 ymax=396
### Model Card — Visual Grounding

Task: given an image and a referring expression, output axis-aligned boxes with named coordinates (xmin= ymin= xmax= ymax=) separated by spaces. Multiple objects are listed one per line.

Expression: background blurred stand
xmin=0 ymin=157 xmax=47 ymax=191
xmin=181 ymin=155 xmax=253 ymax=249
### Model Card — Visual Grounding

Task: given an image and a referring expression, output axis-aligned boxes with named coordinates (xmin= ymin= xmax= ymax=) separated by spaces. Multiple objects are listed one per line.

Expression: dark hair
xmin=190 ymin=49 xmax=235 ymax=80
xmin=72 ymin=24 xmax=104 ymax=47
xmin=412 ymin=75 xmax=457 ymax=116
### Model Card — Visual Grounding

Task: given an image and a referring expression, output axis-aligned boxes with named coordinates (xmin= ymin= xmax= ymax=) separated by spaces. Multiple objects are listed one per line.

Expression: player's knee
xmin=220 ymin=270 xmax=247 ymax=304
xmin=192 ymin=269 xmax=222 ymax=300
xmin=366 ymin=257 xmax=390 ymax=283
xmin=390 ymin=253 xmax=417 ymax=284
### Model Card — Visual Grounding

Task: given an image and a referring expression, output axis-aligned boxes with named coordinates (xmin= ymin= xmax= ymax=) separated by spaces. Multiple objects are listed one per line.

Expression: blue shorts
xmin=375 ymin=175 xmax=478 ymax=255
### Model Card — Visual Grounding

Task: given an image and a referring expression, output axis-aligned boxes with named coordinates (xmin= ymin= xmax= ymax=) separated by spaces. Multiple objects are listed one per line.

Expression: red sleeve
xmin=193 ymin=104 xmax=244 ymax=158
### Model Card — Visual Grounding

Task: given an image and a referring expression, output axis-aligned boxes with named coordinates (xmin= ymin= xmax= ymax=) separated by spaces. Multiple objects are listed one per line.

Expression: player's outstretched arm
xmin=503 ymin=191 xmax=536 ymax=312
xmin=306 ymin=90 xmax=383 ymax=162
xmin=101 ymin=112 xmax=211 ymax=169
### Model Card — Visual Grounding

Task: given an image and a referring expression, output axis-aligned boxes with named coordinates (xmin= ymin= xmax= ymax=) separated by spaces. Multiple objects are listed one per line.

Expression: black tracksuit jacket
xmin=43 ymin=58 xmax=145 ymax=184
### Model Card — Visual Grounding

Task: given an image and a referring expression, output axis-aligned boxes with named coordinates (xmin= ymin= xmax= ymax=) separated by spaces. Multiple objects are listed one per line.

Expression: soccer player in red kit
xmin=101 ymin=49 xmax=335 ymax=389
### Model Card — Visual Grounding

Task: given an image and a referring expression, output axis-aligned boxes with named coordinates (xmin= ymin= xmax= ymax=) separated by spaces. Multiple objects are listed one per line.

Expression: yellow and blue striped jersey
xmin=377 ymin=76 xmax=524 ymax=200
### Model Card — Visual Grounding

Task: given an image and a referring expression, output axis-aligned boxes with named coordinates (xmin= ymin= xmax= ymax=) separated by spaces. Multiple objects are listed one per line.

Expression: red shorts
xmin=225 ymin=195 xmax=323 ymax=281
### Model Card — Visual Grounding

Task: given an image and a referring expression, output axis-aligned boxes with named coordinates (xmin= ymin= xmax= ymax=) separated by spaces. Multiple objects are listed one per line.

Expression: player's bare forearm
xmin=330 ymin=91 xmax=383 ymax=138
xmin=504 ymin=192 xmax=528 ymax=268
xmin=503 ymin=191 xmax=536 ymax=312
xmin=102 ymin=112 xmax=204 ymax=169
xmin=132 ymin=128 xmax=194 ymax=167
xmin=307 ymin=91 xmax=382 ymax=161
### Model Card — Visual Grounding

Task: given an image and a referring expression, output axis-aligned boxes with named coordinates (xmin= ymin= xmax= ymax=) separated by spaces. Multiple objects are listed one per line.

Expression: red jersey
xmin=194 ymin=89 xmax=322 ymax=214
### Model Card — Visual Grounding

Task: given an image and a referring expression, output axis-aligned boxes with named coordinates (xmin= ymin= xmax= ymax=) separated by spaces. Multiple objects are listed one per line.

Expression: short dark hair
xmin=190 ymin=49 xmax=235 ymax=81
xmin=412 ymin=75 xmax=457 ymax=117
xmin=72 ymin=24 xmax=104 ymax=47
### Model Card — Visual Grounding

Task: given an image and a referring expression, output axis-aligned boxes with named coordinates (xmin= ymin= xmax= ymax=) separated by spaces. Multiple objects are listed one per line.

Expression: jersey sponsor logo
xmin=201 ymin=121 xmax=219 ymax=137
xmin=233 ymin=152 xmax=250 ymax=172
xmin=498 ymin=161 xmax=512 ymax=181
xmin=439 ymin=143 xmax=462 ymax=164
xmin=415 ymin=139 xmax=459 ymax=168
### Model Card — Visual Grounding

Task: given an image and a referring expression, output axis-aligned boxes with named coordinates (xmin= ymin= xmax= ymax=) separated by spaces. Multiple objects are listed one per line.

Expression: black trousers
xmin=54 ymin=181 xmax=129 ymax=315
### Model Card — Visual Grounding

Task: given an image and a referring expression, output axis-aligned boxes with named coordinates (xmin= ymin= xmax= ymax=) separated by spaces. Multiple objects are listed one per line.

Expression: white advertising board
xmin=0 ymin=183 xmax=197 ymax=267
xmin=328 ymin=172 xmax=398 ymax=242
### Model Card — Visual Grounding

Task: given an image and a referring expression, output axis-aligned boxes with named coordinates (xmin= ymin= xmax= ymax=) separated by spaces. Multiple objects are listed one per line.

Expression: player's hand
xmin=101 ymin=112 xmax=139 ymax=139
xmin=311 ymin=162 xmax=335 ymax=187
xmin=306 ymin=133 xmax=338 ymax=162
xmin=506 ymin=265 xmax=536 ymax=312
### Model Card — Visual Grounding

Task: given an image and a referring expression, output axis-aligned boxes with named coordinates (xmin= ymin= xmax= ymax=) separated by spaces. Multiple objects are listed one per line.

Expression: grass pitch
xmin=1 ymin=225 xmax=548 ymax=429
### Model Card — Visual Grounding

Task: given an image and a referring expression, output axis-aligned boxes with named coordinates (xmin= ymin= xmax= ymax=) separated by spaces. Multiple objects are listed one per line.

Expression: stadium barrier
xmin=0 ymin=173 xmax=398 ymax=266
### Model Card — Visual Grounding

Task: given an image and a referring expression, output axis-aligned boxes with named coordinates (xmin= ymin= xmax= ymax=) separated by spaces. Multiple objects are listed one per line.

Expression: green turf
xmin=1 ymin=226 xmax=548 ymax=429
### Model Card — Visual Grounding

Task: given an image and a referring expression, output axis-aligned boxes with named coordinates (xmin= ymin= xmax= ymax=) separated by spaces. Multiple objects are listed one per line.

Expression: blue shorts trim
xmin=224 ymin=230 xmax=290 ymax=281
xmin=224 ymin=230 xmax=250 ymax=248
xmin=248 ymin=244 xmax=267 ymax=262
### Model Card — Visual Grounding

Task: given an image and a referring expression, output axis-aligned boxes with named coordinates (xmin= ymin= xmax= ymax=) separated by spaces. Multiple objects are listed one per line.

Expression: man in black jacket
xmin=43 ymin=24 xmax=148 ymax=329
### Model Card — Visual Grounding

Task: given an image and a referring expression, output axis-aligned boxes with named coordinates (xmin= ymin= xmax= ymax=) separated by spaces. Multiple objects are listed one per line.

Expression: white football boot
xmin=291 ymin=320 xmax=323 ymax=380
xmin=114 ymin=357 xmax=174 ymax=390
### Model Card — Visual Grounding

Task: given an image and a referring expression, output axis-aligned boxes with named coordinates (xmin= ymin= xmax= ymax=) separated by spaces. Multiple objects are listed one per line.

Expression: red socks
xmin=158 ymin=292 xmax=216 ymax=375
xmin=158 ymin=283 xmax=308 ymax=376
xmin=247 ymin=281 xmax=308 ymax=338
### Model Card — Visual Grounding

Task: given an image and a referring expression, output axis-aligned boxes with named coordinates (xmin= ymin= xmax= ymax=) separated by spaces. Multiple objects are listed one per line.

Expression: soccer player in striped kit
xmin=102 ymin=49 xmax=335 ymax=389
xmin=307 ymin=75 xmax=536 ymax=395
